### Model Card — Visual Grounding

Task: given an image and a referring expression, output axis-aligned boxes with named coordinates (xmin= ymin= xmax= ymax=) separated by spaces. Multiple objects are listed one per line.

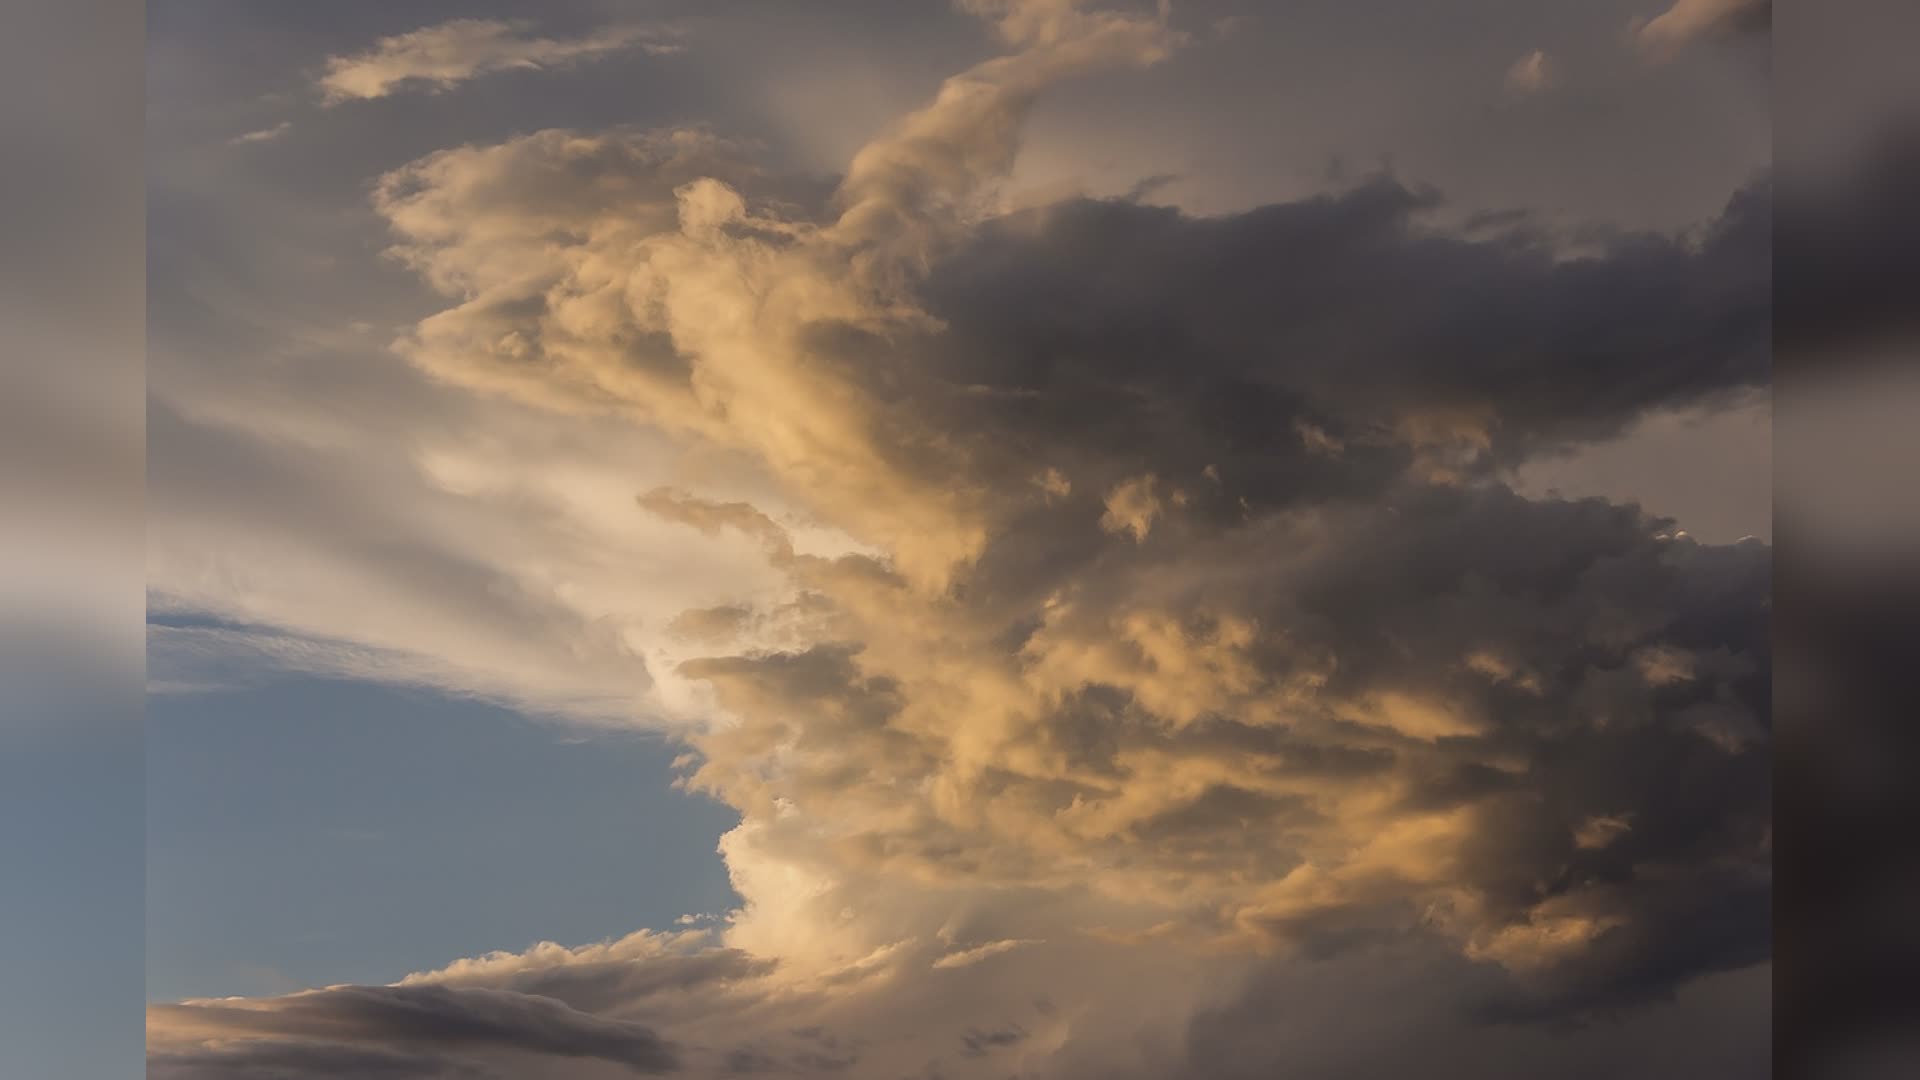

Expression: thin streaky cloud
xmin=931 ymin=939 xmax=1042 ymax=969
xmin=318 ymin=18 xmax=680 ymax=105
xmin=229 ymin=120 xmax=292 ymax=144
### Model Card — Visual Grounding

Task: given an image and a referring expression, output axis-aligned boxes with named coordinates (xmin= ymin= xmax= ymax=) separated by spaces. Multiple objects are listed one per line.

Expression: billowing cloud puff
xmin=153 ymin=0 xmax=1770 ymax=1075
xmin=319 ymin=18 xmax=679 ymax=105
xmin=377 ymin=129 xmax=1766 ymax=585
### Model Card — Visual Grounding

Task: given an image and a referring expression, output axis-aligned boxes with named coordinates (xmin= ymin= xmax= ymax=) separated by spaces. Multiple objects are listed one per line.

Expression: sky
xmin=143 ymin=2 xmax=1775 ymax=1077
xmin=146 ymin=649 xmax=738 ymax=1004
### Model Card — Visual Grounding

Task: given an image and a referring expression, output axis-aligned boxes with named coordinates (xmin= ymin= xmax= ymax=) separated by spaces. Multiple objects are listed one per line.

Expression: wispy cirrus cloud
xmin=318 ymin=18 xmax=680 ymax=105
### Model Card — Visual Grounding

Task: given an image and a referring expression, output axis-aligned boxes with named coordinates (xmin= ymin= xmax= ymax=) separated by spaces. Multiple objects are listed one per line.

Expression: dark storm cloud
xmin=913 ymin=173 xmax=1768 ymax=488
xmin=1176 ymin=938 xmax=1771 ymax=1080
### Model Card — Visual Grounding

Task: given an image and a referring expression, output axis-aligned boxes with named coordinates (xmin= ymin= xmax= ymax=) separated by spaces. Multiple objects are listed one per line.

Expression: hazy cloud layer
xmin=151 ymin=1 xmax=1771 ymax=1076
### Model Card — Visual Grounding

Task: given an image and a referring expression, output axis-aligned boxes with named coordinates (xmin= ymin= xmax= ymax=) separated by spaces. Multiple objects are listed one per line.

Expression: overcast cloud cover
xmin=147 ymin=1 xmax=1774 ymax=1076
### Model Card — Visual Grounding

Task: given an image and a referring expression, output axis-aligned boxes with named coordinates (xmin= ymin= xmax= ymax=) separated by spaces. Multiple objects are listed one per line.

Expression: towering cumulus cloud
xmin=151 ymin=1 xmax=1770 ymax=1076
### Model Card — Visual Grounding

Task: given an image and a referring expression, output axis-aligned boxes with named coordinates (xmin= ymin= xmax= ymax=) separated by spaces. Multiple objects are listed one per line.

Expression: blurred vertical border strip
xmin=0 ymin=0 xmax=145 ymax=1077
xmin=1775 ymin=0 xmax=1920 ymax=1077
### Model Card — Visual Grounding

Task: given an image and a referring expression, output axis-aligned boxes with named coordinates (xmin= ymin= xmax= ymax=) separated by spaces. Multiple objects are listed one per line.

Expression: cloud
xmin=152 ymin=0 xmax=1772 ymax=1074
xmin=1098 ymin=474 xmax=1164 ymax=540
xmin=932 ymin=939 xmax=1040 ymax=969
xmin=639 ymin=488 xmax=796 ymax=564
xmin=149 ymin=921 xmax=1770 ymax=1079
xmin=1633 ymin=0 xmax=1772 ymax=56
xmin=319 ymin=18 xmax=678 ymax=105
xmin=149 ymin=983 xmax=679 ymax=1076
xmin=145 ymin=396 xmax=695 ymax=723
xmin=960 ymin=1022 xmax=1028 ymax=1056
xmin=229 ymin=120 xmax=292 ymax=144
xmin=375 ymin=138 xmax=1766 ymax=591
xmin=149 ymin=1040 xmax=491 ymax=1079
xmin=368 ymin=1 xmax=1180 ymax=592
xmin=1504 ymin=49 xmax=1552 ymax=94
xmin=667 ymin=604 xmax=755 ymax=647
xmin=1573 ymin=813 xmax=1636 ymax=850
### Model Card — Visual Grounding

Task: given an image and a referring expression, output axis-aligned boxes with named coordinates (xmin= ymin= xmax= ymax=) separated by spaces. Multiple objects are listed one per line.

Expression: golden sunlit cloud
xmin=148 ymin=1 xmax=1773 ymax=1076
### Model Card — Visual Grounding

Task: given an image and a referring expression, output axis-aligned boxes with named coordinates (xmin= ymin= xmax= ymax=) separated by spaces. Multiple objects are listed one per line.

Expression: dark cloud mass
xmin=891 ymin=177 xmax=1772 ymax=621
xmin=919 ymin=175 xmax=1768 ymax=474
